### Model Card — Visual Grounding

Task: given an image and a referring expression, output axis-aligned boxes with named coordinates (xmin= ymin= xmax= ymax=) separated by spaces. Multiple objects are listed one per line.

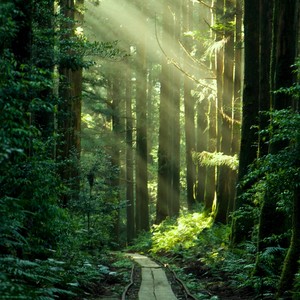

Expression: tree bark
xmin=257 ymin=0 xmax=273 ymax=158
xmin=58 ymin=0 xmax=81 ymax=206
xmin=183 ymin=0 xmax=197 ymax=210
xmin=231 ymin=0 xmax=260 ymax=244
xmin=228 ymin=0 xmax=242 ymax=216
xmin=215 ymin=0 xmax=235 ymax=224
xmin=196 ymin=99 xmax=208 ymax=205
xmin=135 ymin=1 xmax=149 ymax=232
xmin=204 ymin=0 xmax=217 ymax=212
xmin=169 ymin=1 xmax=181 ymax=218
xmin=257 ymin=0 xmax=299 ymax=283
xmin=110 ymin=72 xmax=122 ymax=243
xmin=125 ymin=54 xmax=135 ymax=243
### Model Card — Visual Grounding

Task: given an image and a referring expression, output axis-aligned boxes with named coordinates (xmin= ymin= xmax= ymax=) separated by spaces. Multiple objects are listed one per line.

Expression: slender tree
xmin=135 ymin=1 xmax=149 ymax=232
xmin=73 ymin=0 xmax=84 ymax=155
xmin=204 ymin=95 xmax=216 ymax=211
xmin=107 ymin=67 xmax=123 ymax=242
xmin=125 ymin=54 xmax=135 ymax=243
xmin=203 ymin=0 xmax=217 ymax=212
xmin=257 ymin=0 xmax=273 ymax=157
xmin=215 ymin=0 xmax=235 ymax=224
xmin=156 ymin=0 xmax=173 ymax=223
xmin=169 ymin=1 xmax=181 ymax=217
xmin=195 ymin=97 xmax=208 ymax=204
xmin=183 ymin=0 xmax=197 ymax=210
xmin=228 ymin=0 xmax=242 ymax=214
xmin=58 ymin=0 xmax=82 ymax=206
xmin=215 ymin=0 xmax=224 ymax=155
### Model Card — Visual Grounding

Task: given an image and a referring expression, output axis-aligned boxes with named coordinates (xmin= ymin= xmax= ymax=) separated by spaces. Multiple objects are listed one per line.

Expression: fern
xmin=151 ymin=212 xmax=213 ymax=254
xmin=0 ymin=256 xmax=77 ymax=300
xmin=260 ymin=246 xmax=286 ymax=258
xmin=192 ymin=151 xmax=239 ymax=170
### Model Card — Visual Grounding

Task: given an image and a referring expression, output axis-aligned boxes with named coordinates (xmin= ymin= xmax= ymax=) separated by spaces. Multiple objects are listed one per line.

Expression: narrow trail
xmin=126 ymin=253 xmax=178 ymax=300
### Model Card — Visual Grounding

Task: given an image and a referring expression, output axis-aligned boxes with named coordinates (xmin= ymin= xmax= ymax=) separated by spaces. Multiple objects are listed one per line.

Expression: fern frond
xmin=192 ymin=151 xmax=239 ymax=170
xmin=261 ymin=246 xmax=286 ymax=258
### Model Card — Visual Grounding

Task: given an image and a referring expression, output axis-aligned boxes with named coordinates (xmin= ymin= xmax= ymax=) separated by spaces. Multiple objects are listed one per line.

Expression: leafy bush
xmin=0 ymin=1 xmax=128 ymax=299
xmin=151 ymin=211 xmax=213 ymax=255
xmin=126 ymin=231 xmax=153 ymax=253
xmin=0 ymin=257 xmax=75 ymax=300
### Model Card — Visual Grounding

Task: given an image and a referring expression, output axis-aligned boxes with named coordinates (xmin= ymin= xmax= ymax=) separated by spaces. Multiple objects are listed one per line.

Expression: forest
xmin=1 ymin=0 xmax=300 ymax=299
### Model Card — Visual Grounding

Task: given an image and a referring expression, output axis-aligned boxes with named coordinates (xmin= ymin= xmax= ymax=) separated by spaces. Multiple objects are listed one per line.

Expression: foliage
xmin=0 ymin=53 xmax=46 ymax=164
xmin=77 ymin=144 xmax=123 ymax=248
xmin=0 ymin=257 xmax=75 ymax=299
xmin=239 ymin=108 xmax=300 ymax=216
xmin=0 ymin=3 xmax=17 ymax=50
xmin=192 ymin=151 xmax=239 ymax=170
xmin=211 ymin=21 xmax=235 ymax=35
xmin=0 ymin=251 xmax=129 ymax=299
xmin=148 ymin=214 xmax=242 ymax=298
xmin=151 ymin=211 xmax=213 ymax=255
xmin=0 ymin=1 xmax=127 ymax=298
xmin=233 ymin=61 xmax=300 ymax=297
xmin=126 ymin=231 xmax=153 ymax=253
xmin=56 ymin=5 xmax=125 ymax=70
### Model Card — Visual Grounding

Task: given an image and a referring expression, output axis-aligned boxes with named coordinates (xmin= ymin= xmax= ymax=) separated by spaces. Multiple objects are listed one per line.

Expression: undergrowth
xmin=129 ymin=210 xmax=257 ymax=299
xmin=151 ymin=212 xmax=213 ymax=255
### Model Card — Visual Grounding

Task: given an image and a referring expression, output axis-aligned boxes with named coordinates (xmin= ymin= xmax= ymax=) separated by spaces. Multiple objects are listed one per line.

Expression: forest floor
xmin=167 ymin=258 xmax=256 ymax=300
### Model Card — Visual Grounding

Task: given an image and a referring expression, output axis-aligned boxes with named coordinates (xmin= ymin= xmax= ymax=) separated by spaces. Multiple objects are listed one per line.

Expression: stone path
xmin=127 ymin=253 xmax=178 ymax=300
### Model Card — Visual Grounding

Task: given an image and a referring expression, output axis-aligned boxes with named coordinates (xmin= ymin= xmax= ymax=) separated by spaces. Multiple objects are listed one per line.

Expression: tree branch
xmin=193 ymin=0 xmax=214 ymax=10
xmin=154 ymin=14 xmax=215 ymax=91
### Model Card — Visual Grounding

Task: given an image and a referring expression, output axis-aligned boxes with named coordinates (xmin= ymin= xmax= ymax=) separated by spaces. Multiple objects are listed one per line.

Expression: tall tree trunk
xmin=110 ymin=71 xmax=122 ymax=243
xmin=183 ymin=0 xmax=196 ymax=210
xmin=229 ymin=0 xmax=242 ymax=215
xmin=125 ymin=55 xmax=135 ymax=243
xmin=231 ymin=0 xmax=260 ymax=244
xmin=215 ymin=0 xmax=224 ymax=155
xmin=256 ymin=0 xmax=299 ymax=280
xmin=135 ymin=1 xmax=149 ymax=233
xmin=156 ymin=0 xmax=172 ymax=224
xmin=215 ymin=0 xmax=235 ymax=224
xmin=204 ymin=0 xmax=217 ymax=212
xmin=204 ymin=97 xmax=216 ymax=211
xmin=196 ymin=98 xmax=208 ymax=205
xmin=58 ymin=0 xmax=81 ymax=206
xmin=169 ymin=2 xmax=181 ymax=218
xmin=257 ymin=0 xmax=273 ymax=158
xmin=72 ymin=0 xmax=83 ymax=157
xmin=214 ymin=0 xmax=224 ymax=220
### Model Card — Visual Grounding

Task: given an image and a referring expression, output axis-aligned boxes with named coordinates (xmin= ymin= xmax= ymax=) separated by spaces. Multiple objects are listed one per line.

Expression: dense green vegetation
xmin=1 ymin=0 xmax=300 ymax=299
xmin=0 ymin=1 xmax=130 ymax=299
